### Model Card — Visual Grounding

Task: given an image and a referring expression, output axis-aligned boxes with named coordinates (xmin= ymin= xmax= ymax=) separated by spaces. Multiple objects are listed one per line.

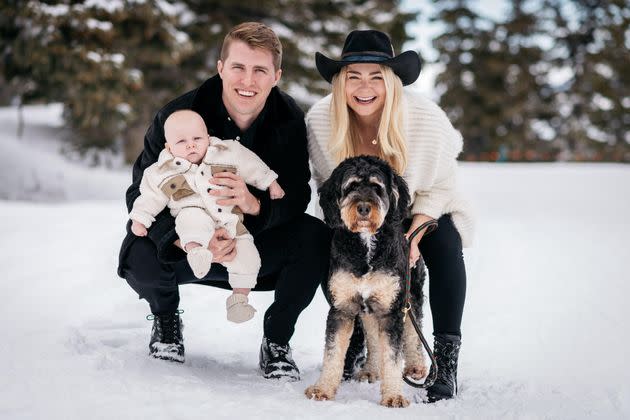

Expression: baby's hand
xmin=268 ymin=180 xmax=285 ymax=199
xmin=131 ymin=220 xmax=148 ymax=236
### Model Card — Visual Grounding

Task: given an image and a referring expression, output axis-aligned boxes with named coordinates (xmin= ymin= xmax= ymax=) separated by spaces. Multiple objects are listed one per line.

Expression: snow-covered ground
xmin=1 ymin=105 xmax=629 ymax=419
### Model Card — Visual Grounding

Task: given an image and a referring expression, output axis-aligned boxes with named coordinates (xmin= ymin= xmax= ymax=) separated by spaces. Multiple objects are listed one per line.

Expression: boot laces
xmin=435 ymin=341 xmax=460 ymax=376
xmin=147 ymin=310 xmax=183 ymax=344
xmin=268 ymin=341 xmax=291 ymax=359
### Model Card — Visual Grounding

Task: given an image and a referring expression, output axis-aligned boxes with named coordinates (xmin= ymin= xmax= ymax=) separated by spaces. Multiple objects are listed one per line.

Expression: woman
xmin=306 ymin=30 xmax=474 ymax=402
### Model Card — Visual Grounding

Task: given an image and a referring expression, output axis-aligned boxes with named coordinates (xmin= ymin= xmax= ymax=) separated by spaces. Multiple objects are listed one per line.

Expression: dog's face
xmin=319 ymin=156 xmax=410 ymax=233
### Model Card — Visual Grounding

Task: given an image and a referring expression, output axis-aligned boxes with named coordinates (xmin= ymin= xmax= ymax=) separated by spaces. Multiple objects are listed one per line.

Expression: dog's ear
xmin=389 ymin=170 xmax=411 ymax=221
xmin=318 ymin=167 xmax=344 ymax=228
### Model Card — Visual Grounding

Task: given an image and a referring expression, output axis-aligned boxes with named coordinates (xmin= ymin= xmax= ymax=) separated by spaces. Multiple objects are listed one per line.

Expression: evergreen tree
xmin=1 ymin=0 xmax=189 ymax=162
xmin=491 ymin=0 xmax=555 ymax=161
xmin=432 ymin=0 xmax=554 ymax=161
xmin=547 ymin=0 xmax=630 ymax=161
xmin=431 ymin=0 xmax=497 ymax=160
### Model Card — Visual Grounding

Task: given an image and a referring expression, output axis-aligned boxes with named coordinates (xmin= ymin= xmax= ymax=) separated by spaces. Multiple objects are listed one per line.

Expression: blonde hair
xmin=220 ymin=22 xmax=282 ymax=70
xmin=329 ymin=65 xmax=407 ymax=174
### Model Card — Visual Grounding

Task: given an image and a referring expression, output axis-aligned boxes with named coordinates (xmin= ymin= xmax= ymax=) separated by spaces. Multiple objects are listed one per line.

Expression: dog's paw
xmin=305 ymin=385 xmax=335 ymax=401
xmin=404 ymin=364 xmax=429 ymax=380
xmin=355 ymin=369 xmax=379 ymax=383
xmin=380 ymin=394 xmax=410 ymax=408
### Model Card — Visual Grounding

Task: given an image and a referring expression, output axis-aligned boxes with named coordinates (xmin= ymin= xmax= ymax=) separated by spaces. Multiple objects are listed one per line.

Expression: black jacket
xmin=118 ymin=75 xmax=310 ymax=273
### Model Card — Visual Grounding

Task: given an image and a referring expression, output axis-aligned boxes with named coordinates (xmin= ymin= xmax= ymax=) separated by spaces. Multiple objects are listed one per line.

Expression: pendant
xmin=371 ymin=138 xmax=377 ymax=145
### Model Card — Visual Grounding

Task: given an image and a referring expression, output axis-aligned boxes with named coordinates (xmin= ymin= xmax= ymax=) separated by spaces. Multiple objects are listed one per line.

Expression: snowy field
xmin=1 ymin=106 xmax=629 ymax=419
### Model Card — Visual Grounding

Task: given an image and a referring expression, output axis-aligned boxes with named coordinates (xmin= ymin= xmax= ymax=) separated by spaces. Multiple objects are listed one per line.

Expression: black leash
xmin=402 ymin=219 xmax=439 ymax=389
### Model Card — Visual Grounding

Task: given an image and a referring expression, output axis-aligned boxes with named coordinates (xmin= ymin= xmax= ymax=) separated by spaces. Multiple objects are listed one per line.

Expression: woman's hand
xmin=209 ymin=172 xmax=261 ymax=215
xmin=405 ymin=213 xmax=435 ymax=267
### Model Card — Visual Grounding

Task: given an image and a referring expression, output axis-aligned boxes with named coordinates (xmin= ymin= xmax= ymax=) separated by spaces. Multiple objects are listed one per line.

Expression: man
xmin=118 ymin=22 xmax=330 ymax=381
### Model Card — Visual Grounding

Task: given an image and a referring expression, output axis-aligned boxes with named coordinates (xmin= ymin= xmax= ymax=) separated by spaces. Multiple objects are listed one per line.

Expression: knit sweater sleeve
xmin=305 ymin=95 xmax=333 ymax=188
xmin=409 ymin=98 xmax=464 ymax=219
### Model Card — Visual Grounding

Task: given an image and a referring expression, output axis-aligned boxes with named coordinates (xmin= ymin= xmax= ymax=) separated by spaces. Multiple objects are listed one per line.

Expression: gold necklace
xmin=360 ymin=133 xmax=378 ymax=146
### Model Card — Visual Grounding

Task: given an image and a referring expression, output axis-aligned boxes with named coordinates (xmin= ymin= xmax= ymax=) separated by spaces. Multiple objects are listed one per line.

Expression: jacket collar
xmin=156 ymin=148 xmax=192 ymax=170
xmin=202 ymin=137 xmax=229 ymax=164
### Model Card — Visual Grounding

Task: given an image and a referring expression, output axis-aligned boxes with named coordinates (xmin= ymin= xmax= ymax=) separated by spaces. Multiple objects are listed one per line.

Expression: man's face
xmin=217 ymin=40 xmax=282 ymax=123
xmin=164 ymin=112 xmax=210 ymax=164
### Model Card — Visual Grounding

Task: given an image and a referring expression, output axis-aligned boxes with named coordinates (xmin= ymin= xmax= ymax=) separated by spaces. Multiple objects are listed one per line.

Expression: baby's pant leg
xmin=222 ymin=234 xmax=260 ymax=289
xmin=175 ymin=207 xmax=215 ymax=250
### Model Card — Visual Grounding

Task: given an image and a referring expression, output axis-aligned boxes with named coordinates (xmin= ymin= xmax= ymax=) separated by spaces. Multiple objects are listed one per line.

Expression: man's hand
xmin=131 ymin=220 xmax=148 ymax=237
xmin=209 ymin=172 xmax=261 ymax=215
xmin=405 ymin=214 xmax=435 ymax=268
xmin=174 ymin=228 xmax=236 ymax=263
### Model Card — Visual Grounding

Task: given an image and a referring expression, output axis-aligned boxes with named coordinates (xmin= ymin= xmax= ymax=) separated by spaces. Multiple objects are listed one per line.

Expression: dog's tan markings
xmin=339 ymin=200 xmax=359 ymax=232
xmin=356 ymin=314 xmax=380 ymax=383
xmin=323 ymin=269 xmax=409 ymax=406
xmin=368 ymin=176 xmax=385 ymax=188
xmin=363 ymin=204 xmax=384 ymax=234
xmin=342 ymin=176 xmax=362 ymax=190
xmin=361 ymin=271 xmax=401 ymax=313
xmin=329 ymin=271 xmax=400 ymax=314
xmin=339 ymin=191 xmax=384 ymax=234
xmin=377 ymin=326 xmax=408 ymax=408
xmin=342 ymin=201 xmax=384 ymax=234
xmin=402 ymin=316 xmax=428 ymax=380
xmin=328 ymin=270 xmax=359 ymax=313
xmin=305 ymin=316 xmax=354 ymax=401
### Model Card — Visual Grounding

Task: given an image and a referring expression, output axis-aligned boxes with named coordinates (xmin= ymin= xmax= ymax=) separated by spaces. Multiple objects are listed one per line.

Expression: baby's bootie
xmin=187 ymin=247 xmax=213 ymax=279
xmin=226 ymin=294 xmax=257 ymax=323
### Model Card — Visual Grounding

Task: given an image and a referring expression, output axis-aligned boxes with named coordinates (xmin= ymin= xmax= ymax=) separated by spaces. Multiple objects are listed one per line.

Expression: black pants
xmin=416 ymin=214 xmax=467 ymax=336
xmin=120 ymin=214 xmax=331 ymax=345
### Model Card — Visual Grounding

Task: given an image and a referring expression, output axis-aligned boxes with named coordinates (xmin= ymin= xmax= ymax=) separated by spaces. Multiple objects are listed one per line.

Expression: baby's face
xmin=164 ymin=112 xmax=210 ymax=164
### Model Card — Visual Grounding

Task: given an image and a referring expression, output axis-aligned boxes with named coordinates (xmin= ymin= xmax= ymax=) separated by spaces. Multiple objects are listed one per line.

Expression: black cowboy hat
xmin=315 ymin=30 xmax=422 ymax=86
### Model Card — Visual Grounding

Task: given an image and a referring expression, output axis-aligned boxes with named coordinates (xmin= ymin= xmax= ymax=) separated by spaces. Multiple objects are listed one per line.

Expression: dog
xmin=305 ymin=155 xmax=428 ymax=408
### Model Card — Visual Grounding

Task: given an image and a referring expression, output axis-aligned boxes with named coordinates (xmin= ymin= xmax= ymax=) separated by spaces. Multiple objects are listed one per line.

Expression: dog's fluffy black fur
xmin=305 ymin=156 xmax=427 ymax=408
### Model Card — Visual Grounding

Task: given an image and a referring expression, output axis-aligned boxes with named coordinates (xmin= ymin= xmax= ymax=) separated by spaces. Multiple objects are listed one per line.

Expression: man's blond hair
xmin=220 ymin=22 xmax=283 ymax=70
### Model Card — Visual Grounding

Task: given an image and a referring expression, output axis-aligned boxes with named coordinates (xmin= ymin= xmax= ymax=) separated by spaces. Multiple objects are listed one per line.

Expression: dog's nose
xmin=357 ymin=202 xmax=371 ymax=217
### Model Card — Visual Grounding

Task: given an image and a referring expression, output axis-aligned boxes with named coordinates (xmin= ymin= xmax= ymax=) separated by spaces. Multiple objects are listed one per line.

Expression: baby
xmin=129 ymin=110 xmax=284 ymax=323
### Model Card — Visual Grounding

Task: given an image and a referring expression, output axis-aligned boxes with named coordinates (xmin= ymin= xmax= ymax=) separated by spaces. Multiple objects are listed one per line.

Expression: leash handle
xmin=402 ymin=218 xmax=439 ymax=389
xmin=407 ymin=219 xmax=439 ymax=242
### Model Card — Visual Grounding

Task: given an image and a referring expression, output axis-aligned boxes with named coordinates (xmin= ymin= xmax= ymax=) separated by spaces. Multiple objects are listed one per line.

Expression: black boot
xmin=343 ymin=318 xmax=366 ymax=380
xmin=147 ymin=310 xmax=184 ymax=363
xmin=259 ymin=336 xmax=300 ymax=381
xmin=426 ymin=333 xmax=461 ymax=403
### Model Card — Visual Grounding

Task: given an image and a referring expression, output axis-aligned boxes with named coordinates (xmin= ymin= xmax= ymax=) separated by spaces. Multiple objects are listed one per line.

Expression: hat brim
xmin=315 ymin=50 xmax=421 ymax=86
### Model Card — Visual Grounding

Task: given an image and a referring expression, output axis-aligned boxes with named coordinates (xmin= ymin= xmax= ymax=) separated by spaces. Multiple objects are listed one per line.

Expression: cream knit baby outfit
xmin=129 ymin=137 xmax=277 ymax=286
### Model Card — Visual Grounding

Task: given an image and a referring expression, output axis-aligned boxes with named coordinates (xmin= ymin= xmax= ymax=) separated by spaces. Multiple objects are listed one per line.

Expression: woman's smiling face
xmin=344 ymin=63 xmax=386 ymax=120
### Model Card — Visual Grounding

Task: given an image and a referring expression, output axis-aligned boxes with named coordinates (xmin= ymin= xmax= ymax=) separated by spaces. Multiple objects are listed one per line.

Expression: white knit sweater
xmin=306 ymin=90 xmax=474 ymax=247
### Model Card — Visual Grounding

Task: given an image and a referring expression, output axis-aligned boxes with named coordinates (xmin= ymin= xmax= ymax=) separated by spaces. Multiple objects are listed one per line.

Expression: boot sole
xmin=150 ymin=353 xmax=185 ymax=363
